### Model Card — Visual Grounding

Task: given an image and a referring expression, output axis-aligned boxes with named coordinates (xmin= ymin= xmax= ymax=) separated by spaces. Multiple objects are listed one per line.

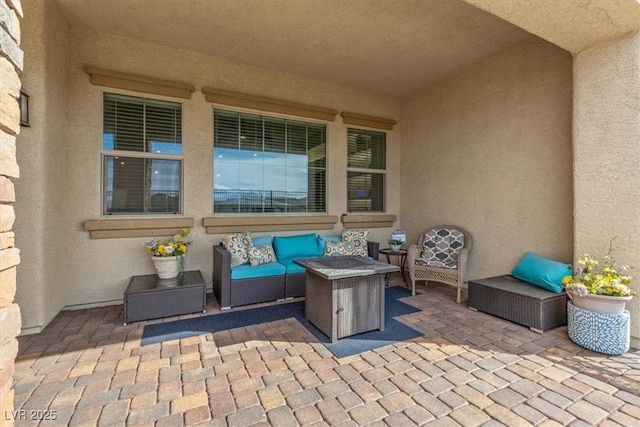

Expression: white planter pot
xmin=390 ymin=245 xmax=402 ymax=251
xmin=151 ymin=256 xmax=181 ymax=279
xmin=567 ymin=292 xmax=632 ymax=315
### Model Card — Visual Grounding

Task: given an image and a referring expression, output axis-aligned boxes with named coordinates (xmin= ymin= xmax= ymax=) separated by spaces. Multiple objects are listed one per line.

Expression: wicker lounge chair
xmin=407 ymin=225 xmax=472 ymax=303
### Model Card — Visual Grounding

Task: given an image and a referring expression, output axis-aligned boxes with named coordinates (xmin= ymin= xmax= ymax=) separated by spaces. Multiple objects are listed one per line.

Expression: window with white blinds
xmin=102 ymin=93 xmax=183 ymax=214
xmin=347 ymin=128 xmax=386 ymax=212
xmin=213 ymin=109 xmax=326 ymax=214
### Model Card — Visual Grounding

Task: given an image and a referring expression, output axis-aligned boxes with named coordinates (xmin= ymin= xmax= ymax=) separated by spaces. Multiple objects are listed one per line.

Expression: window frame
xmin=211 ymin=106 xmax=329 ymax=215
xmin=100 ymin=90 xmax=185 ymax=216
xmin=346 ymin=127 xmax=387 ymax=213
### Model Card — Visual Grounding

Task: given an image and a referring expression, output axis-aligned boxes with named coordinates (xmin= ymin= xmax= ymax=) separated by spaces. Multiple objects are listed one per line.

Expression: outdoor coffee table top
xmin=125 ymin=270 xmax=205 ymax=295
xmin=294 ymin=256 xmax=399 ymax=280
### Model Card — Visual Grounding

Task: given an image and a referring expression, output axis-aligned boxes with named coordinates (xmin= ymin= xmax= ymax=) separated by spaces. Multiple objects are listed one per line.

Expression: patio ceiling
xmin=54 ymin=0 xmax=533 ymax=97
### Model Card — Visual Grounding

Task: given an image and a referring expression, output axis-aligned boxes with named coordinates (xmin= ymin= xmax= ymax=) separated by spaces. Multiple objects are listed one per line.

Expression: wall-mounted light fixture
xmin=19 ymin=91 xmax=30 ymax=127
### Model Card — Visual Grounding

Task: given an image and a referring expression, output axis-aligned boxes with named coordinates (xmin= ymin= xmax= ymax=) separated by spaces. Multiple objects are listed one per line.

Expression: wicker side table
xmin=124 ymin=270 xmax=206 ymax=325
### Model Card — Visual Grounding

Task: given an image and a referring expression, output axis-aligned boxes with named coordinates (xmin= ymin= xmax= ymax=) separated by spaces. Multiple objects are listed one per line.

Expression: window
xmin=102 ymin=93 xmax=182 ymax=215
xmin=213 ymin=109 xmax=326 ymax=214
xmin=347 ymin=128 xmax=386 ymax=212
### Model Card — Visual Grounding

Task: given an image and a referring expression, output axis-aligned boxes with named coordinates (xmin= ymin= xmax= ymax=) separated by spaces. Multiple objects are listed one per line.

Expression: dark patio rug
xmin=141 ymin=286 xmax=422 ymax=358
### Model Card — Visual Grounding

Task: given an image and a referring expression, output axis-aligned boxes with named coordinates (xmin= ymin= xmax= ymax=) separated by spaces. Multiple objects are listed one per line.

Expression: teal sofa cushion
xmin=231 ymin=262 xmax=286 ymax=280
xmin=278 ymin=256 xmax=318 ymax=274
xmin=511 ymin=252 xmax=571 ymax=294
xmin=273 ymin=233 xmax=320 ymax=259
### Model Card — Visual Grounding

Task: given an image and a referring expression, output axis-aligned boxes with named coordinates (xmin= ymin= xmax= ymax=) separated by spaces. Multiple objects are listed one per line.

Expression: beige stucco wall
xmin=574 ymin=31 xmax=640 ymax=344
xmin=400 ymin=37 xmax=573 ymax=280
xmin=16 ymin=6 xmax=402 ymax=331
xmin=15 ymin=0 xmax=70 ymax=331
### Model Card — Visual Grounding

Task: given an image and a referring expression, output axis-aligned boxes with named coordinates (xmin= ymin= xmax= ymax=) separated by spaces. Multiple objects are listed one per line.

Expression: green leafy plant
xmin=388 ymin=238 xmax=404 ymax=246
xmin=143 ymin=228 xmax=192 ymax=257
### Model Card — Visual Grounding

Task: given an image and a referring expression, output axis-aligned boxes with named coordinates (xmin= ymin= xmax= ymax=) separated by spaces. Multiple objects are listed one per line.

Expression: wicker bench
xmin=468 ymin=275 xmax=568 ymax=333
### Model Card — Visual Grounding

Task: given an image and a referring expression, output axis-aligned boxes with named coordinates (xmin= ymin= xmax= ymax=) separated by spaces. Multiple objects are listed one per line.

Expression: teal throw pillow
xmin=251 ymin=235 xmax=274 ymax=247
xmin=273 ymin=233 xmax=319 ymax=259
xmin=511 ymin=252 xmax=572 ymax=293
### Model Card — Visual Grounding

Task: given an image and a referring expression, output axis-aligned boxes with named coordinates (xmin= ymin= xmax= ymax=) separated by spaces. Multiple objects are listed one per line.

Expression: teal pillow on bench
xmin=273 ymin=233 xmax=320 ymax=259
xmin=511 ymin=252 xmax=571 ymax=294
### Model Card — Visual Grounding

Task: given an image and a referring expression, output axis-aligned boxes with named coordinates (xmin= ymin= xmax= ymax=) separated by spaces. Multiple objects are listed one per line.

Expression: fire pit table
xmin=294 ymin=256 xmax=399 ymax=342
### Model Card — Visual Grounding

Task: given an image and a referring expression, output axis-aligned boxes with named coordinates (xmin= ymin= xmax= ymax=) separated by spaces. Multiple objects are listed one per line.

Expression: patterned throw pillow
xmin=419 ymin=228 xmax=465 ymax=268
xmin=248 ymin=244 xmax=276 ymax=267
xmin=324 ymin=240 xmax=353 ymax=257
xmin=221 ymin=232 xmax=252 ymax=268
xmin=342 ymin=229 xmax=369 ymax=257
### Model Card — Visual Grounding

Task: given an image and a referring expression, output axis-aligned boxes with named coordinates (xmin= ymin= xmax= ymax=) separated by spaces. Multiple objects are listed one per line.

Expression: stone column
xmin=573 ymin=31 xmax=640 ymax=347
xmin=0 ymin=0 xmax=23 ymax=424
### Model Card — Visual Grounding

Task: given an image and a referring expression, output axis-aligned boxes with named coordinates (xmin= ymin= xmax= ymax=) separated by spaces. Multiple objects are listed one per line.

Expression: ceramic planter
xmin=567 ymin=291 xmax=632 ymax=314
xmin=151 ymin=255 xmax=184 ymax=279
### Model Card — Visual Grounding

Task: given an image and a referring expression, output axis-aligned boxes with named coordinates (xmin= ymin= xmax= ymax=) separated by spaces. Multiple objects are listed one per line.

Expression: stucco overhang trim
xmin=340 ymin=112 xmax=396 ymax=130
xmin=341 ymin=214 xmax=397 ymax=228
xmin=202 ymin=215 xmax=338 ymax=234
xmin=202 ymin=87 xmax=338 ymax=121
xmin=83 ymin=217 xmax=195 ymax=239
xmin=84 ymin=67 xmax=196 ymax=99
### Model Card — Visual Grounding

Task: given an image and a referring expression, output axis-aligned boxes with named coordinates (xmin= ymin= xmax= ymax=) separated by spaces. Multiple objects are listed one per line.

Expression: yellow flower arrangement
xmin=562 ymin=253 xmax=634 ymax=298
xmin=143 ymin=228 xmax=192 ymax=257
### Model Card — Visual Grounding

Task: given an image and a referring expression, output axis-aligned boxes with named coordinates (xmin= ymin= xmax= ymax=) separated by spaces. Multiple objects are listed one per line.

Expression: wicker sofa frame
xmin=213 ymin=241 xmax=379 ymax=309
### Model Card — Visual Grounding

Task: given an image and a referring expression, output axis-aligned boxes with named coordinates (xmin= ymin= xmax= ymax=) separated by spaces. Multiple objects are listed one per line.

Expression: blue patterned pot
xmin=567 ymin=301 xmax=630 ymax=355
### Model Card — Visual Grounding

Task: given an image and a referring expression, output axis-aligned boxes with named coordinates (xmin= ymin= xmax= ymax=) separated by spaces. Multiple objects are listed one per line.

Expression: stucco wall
xmin=574 ymin=31 xmax=640 ymax=344
xmin=400 ymin=37 xmax=573 ymax=280
xmin=16 ymin=14 xmax=402 ymax=331
xmin=15 ymin=0 xmax=69 ymax=332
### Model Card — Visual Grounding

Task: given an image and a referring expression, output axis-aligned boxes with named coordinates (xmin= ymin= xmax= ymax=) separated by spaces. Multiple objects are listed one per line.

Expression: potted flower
xmin=562 ymin=253 xmax=634 ymax=314
xmin=143 ymin=228 xmax=192 ymax=279
xmin=388 ymin=238 xmax=404 ymax=251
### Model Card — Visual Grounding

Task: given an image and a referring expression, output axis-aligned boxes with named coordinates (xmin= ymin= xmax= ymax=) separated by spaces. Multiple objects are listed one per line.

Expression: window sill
xmin=84 ymin=217 xmax=195 ymax=239
xmin=341 ymin=214 xmax=397 ymax=228
xmin=202 ymin=215 xmax=338 ymax=234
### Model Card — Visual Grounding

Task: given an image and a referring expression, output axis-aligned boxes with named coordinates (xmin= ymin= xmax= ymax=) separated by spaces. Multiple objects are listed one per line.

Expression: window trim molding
xmin=203 ymin=87 xmax=338 ymax=121
xmin=341 ymin=214 xmax=397 ymax=229
xmin=84 ymin=218 xmax=194 ymax=239
xmin=85 ymin=67 xmax=195 ymax=99
xmin=202 ymin=215 xmax=338 ymax=234
xmin=341 ymin=112 xmax=396 ymax=130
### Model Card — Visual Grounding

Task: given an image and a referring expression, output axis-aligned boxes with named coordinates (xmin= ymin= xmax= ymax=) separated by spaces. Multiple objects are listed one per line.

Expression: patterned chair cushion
xmin=221 ymin=232 xmax=252 ymax=268
xmin=415 ymin=258 xmax=458 ymax=269
xmin=248 ymin=244 xmax=277 ymax=267
xmin=419 ymin=228 xmax=465 ymax=268
xmin=342 ymin=229 xmax=369 ymax=257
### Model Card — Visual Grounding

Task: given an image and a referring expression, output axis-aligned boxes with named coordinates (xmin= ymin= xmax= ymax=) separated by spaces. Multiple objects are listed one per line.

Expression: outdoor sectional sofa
xmin=213 ymin=232 xmax=379 ymax=309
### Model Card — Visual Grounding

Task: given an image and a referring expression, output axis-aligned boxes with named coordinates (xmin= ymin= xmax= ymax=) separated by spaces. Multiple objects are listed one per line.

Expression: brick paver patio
xmin=12 ymin=277 xmax=640 ymax=426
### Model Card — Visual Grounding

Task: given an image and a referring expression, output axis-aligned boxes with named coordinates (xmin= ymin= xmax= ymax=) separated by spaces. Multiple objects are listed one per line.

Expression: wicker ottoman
xmin=468 ymin=275 xmax=568 ymax=333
